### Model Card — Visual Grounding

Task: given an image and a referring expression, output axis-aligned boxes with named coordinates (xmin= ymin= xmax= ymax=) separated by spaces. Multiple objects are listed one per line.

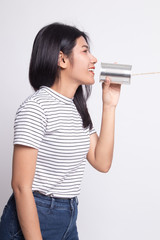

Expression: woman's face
xmin=67 ymin=36 xmax=97 ymax=86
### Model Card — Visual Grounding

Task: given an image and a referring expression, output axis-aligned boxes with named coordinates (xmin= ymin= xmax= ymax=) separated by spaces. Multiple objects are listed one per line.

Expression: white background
xmin=0 ymin=0 xmax=160 ymax=239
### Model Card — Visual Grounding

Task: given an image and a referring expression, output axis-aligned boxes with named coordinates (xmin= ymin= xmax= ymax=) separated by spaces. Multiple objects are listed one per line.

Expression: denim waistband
xmin=33 ymin=191 xmax=79 ymax=205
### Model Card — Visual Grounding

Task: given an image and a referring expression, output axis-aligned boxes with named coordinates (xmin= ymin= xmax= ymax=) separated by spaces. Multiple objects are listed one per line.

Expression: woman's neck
xmin=51 ymin=78 xmax=79 ymax=99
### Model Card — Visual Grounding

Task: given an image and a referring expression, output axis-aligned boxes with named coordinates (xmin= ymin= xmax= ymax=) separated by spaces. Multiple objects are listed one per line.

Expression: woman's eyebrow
xmin=81 ymin=45 xmax=90 ymax=51
xmin=82 ymin=45 xmax=89 ymax=49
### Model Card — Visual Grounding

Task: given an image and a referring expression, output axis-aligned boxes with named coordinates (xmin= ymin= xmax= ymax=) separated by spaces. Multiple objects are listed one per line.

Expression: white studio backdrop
xmin=0 ymin=0 xmax=160 ymax=239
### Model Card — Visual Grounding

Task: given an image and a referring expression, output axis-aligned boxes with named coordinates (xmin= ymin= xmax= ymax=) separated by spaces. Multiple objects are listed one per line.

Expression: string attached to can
xmin=132 ymin=72 xmax=160 ymax=76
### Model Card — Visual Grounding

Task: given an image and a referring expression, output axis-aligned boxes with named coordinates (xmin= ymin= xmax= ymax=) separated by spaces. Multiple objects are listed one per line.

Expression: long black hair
xmin=29 ymin=22 xmax=93 ymax=130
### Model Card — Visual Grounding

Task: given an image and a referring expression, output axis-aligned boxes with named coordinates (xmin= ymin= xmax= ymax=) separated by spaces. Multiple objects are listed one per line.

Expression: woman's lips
xmin=88 ymin=67 xmax=95 ymax=75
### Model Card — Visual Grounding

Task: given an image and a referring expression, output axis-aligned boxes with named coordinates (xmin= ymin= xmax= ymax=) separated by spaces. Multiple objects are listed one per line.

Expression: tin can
xmin=99 ymin=62 xmax=132 ymax=84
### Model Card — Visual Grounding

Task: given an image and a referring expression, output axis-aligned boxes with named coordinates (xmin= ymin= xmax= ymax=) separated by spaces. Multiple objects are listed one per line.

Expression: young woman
xmin=0 ymin=22 xmax=121 ymax=240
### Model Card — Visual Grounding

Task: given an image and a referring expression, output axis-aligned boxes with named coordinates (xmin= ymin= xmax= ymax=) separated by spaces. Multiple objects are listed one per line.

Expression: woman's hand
xmin=102 ymin=76 xmax=121 ymax=108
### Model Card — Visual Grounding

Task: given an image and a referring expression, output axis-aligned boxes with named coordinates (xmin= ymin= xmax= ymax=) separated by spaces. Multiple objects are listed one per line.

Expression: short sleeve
xmin=13 ymin=100 xmax=47 ymax=149
xmin=89 ymin=126 xmax=96 ymax=135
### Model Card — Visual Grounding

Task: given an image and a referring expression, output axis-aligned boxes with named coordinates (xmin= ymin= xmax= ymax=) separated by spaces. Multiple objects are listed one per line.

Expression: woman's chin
xmin=86 ymin=80 xmax=95 ymax=86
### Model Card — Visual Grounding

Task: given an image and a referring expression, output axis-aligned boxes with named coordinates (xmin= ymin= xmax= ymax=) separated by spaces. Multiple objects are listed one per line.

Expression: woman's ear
xmin=58 ymin=51 xmax=68 ymax=68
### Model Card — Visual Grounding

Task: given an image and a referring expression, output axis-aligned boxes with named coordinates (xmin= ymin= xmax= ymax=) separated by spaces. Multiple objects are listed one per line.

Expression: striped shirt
xmin=14 ymin=86 xmax=96 ymax=198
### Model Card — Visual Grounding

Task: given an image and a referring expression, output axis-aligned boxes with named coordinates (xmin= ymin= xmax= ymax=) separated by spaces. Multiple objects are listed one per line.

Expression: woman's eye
xmin=83 ymin=50 xmax=88 ymax=53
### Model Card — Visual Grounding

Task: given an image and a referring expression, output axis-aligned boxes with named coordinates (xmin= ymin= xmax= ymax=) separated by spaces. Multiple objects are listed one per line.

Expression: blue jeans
xmin=0 ymin=192 xmax=79 ymax=240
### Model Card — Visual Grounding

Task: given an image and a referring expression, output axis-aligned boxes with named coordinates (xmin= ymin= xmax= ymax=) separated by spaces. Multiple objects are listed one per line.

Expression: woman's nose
xmin=90 ymin=54 xmax=97 ymax=64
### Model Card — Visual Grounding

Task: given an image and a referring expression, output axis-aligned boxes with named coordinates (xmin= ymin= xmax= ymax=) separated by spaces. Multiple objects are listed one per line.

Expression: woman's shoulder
xmin=15 ymin=88 xmax=49 ymax=117
xmin=17 ymin=87 xmax=55 ymax=111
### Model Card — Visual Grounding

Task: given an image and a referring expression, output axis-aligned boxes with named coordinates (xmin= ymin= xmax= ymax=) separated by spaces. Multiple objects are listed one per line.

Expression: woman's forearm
xmin=13 ymin=187 xmax=43 ymax=240
xmin=95 ymin=104 xmax=116 ymax=172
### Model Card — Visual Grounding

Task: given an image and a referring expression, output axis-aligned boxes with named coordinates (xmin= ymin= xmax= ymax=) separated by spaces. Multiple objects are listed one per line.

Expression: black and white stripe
xmin=14 ymin=86 xmax=96 ymax=198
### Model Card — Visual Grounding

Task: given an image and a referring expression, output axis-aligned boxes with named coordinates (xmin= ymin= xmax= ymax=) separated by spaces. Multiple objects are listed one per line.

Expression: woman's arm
xmin=87 ymin=77 xmax=121 ymax=173
xmin=11 ymin=145 xmax=43 ymax=240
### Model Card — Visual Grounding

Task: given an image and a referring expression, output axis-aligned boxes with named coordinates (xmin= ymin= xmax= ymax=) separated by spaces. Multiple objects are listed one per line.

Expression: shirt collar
xmin=40 ymin=86 xmax=74 ymax=105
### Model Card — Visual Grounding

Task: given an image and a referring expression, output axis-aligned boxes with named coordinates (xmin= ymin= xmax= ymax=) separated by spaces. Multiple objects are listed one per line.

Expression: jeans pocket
xmin=34 ymin=198 xmax=52 ymax=216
